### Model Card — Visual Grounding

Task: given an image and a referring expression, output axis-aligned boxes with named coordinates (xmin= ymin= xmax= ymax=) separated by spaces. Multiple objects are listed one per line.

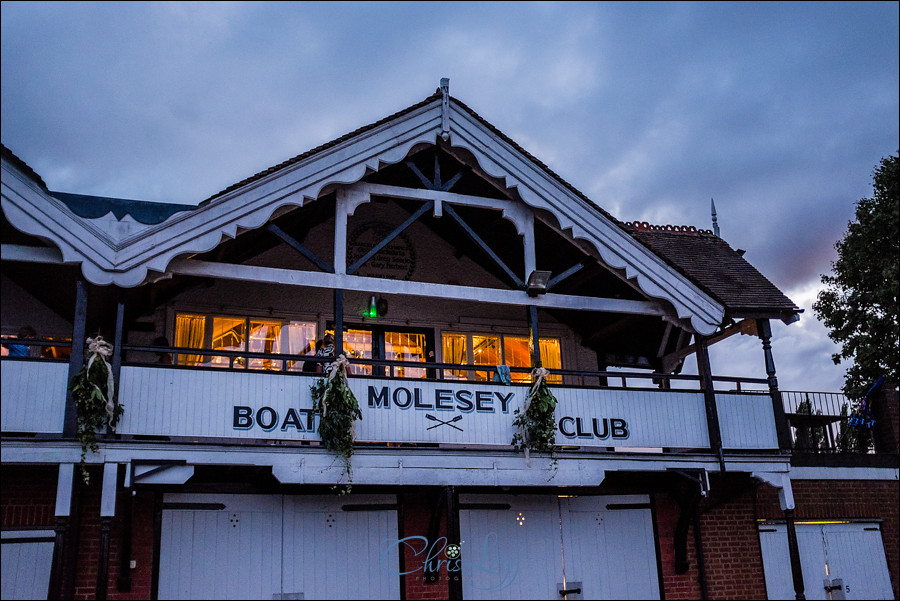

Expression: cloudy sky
xmin=2 ymin=1 xmax=898 ymax=392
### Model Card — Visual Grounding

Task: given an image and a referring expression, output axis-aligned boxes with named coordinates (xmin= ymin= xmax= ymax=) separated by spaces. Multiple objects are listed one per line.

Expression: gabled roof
xmin=626 ymin=223 xmax=799 ymax=319
xmin=51 ymin=191 xmax=195 ymax=225
xmin=1 ymin=144 xmax=46 ymax=191
xmin=201 ymin=91 xmax=445 ymax=205
xmin=2 ymin=83 xmax=800 ymax=334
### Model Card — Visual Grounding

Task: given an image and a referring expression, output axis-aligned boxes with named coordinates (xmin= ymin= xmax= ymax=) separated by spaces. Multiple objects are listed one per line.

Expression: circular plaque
xmin=347 ymin=221 xmax=417 ymax=281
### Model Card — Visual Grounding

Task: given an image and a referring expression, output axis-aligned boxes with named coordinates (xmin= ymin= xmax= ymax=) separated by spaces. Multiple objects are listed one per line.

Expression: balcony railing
xmin=781 ymin=390 xmax=874 ymax=454
xmin=1 ymin=345 xmax=783 ymax=455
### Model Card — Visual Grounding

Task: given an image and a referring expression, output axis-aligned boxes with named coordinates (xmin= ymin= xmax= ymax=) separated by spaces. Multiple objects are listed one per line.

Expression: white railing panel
xmin=117 ymin=366 xmax=317 ymax=440
xmin=0 ymin=360 xmax=67 ymax=433
xmin=716 ymin=393 xmax=779 ymax=449
xmin=117 ymin=368 xmax=717 ymax=449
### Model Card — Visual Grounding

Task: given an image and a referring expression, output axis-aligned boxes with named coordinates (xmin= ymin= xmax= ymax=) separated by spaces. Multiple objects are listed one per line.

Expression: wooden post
xmin=95 ymin=463 xmax=119 ymax=600
xmin=528 ymin=305 xmax=541 ymax=367
xmin=784 ymin=509 xmax=806 ymax=600
xmin=48 ymin=464 xmax=74 ymax=600
xmin=757 ymin=319 xmax=792 ymax=450
xmin=96 ymin=516 xmax=113 ymax=600
xmin=62 ymin=469 xmax=83 ymax=600
xmin=63 ymin=278 xmax=88 ymax=438
xmin=445 ymin=486 xmax=463 ymax=601
xmin=695 ymin=336 xmax=725 ymax=470
xmin=110 ymin=299 xmax=124 ymax=435
xmin=333 ymin=289 xmax=344 ymax=358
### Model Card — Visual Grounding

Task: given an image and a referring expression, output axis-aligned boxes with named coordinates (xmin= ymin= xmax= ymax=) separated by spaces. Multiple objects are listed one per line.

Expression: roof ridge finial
xmin=440 ymin=78 xmax=450 ymax=141
xmin=711 ymin=197 xmax=720 ymax=237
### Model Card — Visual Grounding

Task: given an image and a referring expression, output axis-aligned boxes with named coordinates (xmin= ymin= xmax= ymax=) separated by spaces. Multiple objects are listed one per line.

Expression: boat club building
xmin=2 ymin=80 xmax=897 ymax=600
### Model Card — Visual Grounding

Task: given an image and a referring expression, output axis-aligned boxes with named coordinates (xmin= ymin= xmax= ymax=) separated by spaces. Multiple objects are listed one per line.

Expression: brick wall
xmin=654 ymin=492 xmax=702 ymax=600
xmin=1 ymin=465 xmax=58 ymax=528
xmin=400 ymin=491 xmax=452 ymax=600
xmin=656 ymin=478 xmax=768 ymax=601
xmin=71 ymin=466 xmax=104 ymax=601
xmin=698 ymin=482 xmax=768 ymax=600
xmin=756 ymin=479 xmax=899 ymax=600
xmin=873 ymin=387 xmax=899 ymax=452
xmin=1 ymin=464 xmax=156 ymax=600
xmin=77 ymin=471 xmax=156 ymax=601
xmin=116 ymin=491 xmax=155 ymax=600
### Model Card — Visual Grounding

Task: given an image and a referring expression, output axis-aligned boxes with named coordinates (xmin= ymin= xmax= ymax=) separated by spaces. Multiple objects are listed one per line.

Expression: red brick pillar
xmin=873 ymin=387 xmax=899 ymax=453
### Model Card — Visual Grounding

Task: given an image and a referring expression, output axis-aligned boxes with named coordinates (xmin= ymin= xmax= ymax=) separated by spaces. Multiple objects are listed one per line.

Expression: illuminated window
xmin=385 ymin=331 xmax=427 ymax=378
xmin=442 ymin=333 xmax=468 ymax=380
xmin=440 ymin=332 xmax=562 ymax=382
xmin=341 ymin=328 xmax=373 ymax=375
xmin=174 ymin=312 xmax=316 ymax=370
xmin=472 ymin=335 xmax=501 ymax=381
xmin=503 ymin=336 xmax=532 ymax=382
xmin=175 ymin=313 xmax=206 ymax=366
xmin=211 ymin=317 xmax=246 ymax=368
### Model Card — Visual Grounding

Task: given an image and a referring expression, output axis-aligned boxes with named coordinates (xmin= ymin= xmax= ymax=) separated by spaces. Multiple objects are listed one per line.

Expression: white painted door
xmin=281 ymin=495 xmax=400 ymax=600
xmin=758 ymin=523 xmax=894 ymax=600
xmin=159 ymin=494 xmax=283 ymax=600
xmin=460 ymin=495 xmax=564 ymax=600
xmin=0 ymin=530 xmax=55 ymax=600
xmin=562 ymin=496 xmax=660 ymax=600
xmin=159 ymin=493 xmax=400 ymax=600
xmin=459 ymin=494 xmax=660 ymax=600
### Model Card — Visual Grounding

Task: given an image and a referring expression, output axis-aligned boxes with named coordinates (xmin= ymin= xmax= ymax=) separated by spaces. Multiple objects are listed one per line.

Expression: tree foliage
xmin=813 ymin=153 xmax=899 ymax=400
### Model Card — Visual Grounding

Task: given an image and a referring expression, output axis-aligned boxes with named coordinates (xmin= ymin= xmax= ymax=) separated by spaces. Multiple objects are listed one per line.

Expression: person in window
xmin=318 ymin=333 xmax=335 ymax=357
xmin=302 ymin=339 xmax=323 ymax=373
xmin=6 ymin=326 xmax=37 ymax=357
xmin=308 ymin=333 xmax=335 ymax=374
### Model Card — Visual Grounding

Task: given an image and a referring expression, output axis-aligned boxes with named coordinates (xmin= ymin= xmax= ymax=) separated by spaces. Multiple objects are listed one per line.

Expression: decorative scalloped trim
xmin=129 ymin=133 xmax=436 ymax=285
xmin=446 ymin=124 xmax=722 ymax=335
xmin=3 ymin=101 xmax=724 ymax=334
xmin=625 ymin=221 xmax=714 ymax=236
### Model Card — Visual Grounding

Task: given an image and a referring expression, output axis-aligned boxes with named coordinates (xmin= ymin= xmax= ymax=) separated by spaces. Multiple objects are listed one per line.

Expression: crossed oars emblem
xmin=426 ymin=414 xmax=464 ymax=431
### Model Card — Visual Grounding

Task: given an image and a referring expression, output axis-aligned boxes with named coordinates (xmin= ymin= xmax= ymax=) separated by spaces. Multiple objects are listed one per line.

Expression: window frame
xmin=172 ymin=310 xmax=318 ymax=371
xmin=439 ymin=330 xmax=563 ymax=382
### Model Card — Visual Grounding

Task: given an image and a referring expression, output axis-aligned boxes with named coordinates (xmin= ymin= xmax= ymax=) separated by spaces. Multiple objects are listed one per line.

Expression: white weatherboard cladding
xmin=0 ymin=531 xmax=55 ymax=601
xmin=158 ymin=493 xmax=399 ymax=601
xmin=759 ymin=523 xmax=894 ymax=600
xmin=115 ymin=367 xmax=719 ymax=449
xmin=2 ymin=96 xmax=725 ymax=334
xmin=459 ymin=494 xmax=660 ymax=600
xmin=0 ymin=360 xmax=67 ymax=433
xmin=716 ymin=393 xmax=779 ymax=449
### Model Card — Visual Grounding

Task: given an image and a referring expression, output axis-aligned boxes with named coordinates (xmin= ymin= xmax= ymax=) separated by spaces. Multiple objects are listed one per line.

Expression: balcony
xmin=782 ymin=389 xmax=898 ymax=468
xmin=1 ymin=345 xmax=783 ymax=457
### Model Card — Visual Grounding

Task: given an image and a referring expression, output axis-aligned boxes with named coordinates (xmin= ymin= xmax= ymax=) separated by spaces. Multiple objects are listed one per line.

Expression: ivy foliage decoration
xmin=511 ymin=366 xmax=558 ymax=472
xmin=310 ymin=354 xmax=362 ymax=493
xmin=68 ymin=336 xmax=123 ymax=484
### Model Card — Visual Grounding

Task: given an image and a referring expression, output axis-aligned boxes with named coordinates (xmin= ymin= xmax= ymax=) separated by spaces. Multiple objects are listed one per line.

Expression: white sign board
xmin=119 ymin=368 xmax=712 ymax=449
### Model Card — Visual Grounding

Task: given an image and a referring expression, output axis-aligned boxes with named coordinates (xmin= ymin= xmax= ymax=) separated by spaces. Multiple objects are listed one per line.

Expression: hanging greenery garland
xmin=310 ymin=354 xmax=362 ymax=494
xmin=68 ymin=336 xmax=124 ymax=484
xmin=511 ymin=366 xmax=558 ymax=471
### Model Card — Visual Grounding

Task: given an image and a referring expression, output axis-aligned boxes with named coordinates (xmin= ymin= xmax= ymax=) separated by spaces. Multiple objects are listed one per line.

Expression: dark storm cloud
xmin=2 ymin=1 xmax=897 ymax=391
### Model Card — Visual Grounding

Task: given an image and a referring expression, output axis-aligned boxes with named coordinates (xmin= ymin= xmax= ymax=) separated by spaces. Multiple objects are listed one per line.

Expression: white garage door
xmin=1 ymin=530 xmax=55 ymax=600
xmin=159 ymin=493 xmax=400 ymax=600
xmin=460 ymin=494 xmax=660 ymax=600
xmin=759 ymin=522 xmax=894 ymax=600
